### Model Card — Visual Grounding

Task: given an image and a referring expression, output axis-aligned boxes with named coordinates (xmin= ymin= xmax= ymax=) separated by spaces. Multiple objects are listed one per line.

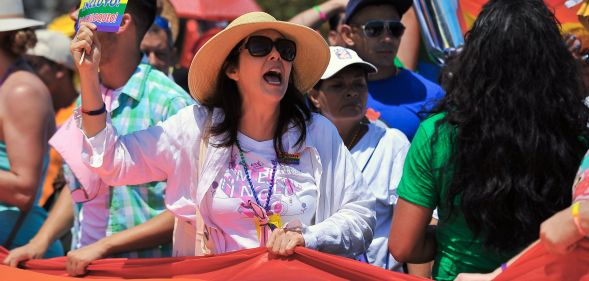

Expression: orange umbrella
xmin=168 ymin=0 xmax=261 ymax=20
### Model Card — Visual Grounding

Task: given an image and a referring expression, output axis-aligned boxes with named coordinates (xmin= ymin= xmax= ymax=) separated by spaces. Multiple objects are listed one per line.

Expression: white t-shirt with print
xmin=202 ymin=132 xmax=318 ymax=252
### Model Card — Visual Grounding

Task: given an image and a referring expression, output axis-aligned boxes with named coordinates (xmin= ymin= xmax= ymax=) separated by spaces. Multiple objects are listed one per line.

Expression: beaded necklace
xmin=236 ymin=140 xmax=278 ymax=212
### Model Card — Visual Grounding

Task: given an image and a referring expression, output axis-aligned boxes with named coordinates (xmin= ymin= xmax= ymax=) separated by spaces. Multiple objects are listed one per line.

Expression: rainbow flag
xmin=77 ymin=0 xmax=128 ymax=32
xmin=458 ymin=0 xmax=589 ymax=46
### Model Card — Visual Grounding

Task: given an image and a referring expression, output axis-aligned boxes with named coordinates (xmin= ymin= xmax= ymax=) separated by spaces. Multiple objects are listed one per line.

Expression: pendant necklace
xmin=347 ymin=124 xmax=364 ymax=150
xmin=236 ymin=140 xmax=282 ymax=245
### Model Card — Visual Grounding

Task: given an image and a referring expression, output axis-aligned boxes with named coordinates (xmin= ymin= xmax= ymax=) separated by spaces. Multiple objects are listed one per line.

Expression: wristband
xmin=572 ymin=201 xmax=587 ymax=236
xmin=81 ymin=102 xmax=107 ymax=116
xmin=313 ymin=5 xmax=327 ymax=21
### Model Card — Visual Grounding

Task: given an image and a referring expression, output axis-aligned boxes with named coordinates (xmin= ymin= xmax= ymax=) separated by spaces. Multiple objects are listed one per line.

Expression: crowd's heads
xmin=0 ymin=0 xmax=44 ymax=33
xmin=141 ymin=16 xmax=175 ymax=74
xmin=156 ymin=0 xmax=179 ymax=43
xmin=308 ymin=46 xmax=376 ymax=123
xmin=0 ymin=28 xmax=37 ymax=58
xmin=340 ymin=0 xmax=409 ymax=70
xmin=0 ymin=0 xmax=44 ymax=57
xmin=26 ymin=29 xmax=77 ymax=110
xmin=27 ymin=30 xmax=74 ymax=71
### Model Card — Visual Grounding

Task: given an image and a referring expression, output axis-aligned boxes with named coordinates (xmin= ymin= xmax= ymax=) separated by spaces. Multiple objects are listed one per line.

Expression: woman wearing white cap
xmin=71 ymin=12 xmax=375 ymax=257
xmin=307 ymin=46 xmax=409 ymax=270
xmin=0 ymin=0 xmax=62 ymax=257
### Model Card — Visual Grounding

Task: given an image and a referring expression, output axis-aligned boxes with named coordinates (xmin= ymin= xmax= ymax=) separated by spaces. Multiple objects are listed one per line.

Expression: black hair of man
xmin=126 ymin=0 xmax=157 ymax=46
xmin=328 ymin=12 xmax=343 ymax=32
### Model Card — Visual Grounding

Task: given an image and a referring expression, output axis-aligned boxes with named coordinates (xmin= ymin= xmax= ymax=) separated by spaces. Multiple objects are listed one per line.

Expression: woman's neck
xmin=335 ymin=119 xmax=367 ymax=150
xmin=239 ymin=99 xmax=280 ymax=142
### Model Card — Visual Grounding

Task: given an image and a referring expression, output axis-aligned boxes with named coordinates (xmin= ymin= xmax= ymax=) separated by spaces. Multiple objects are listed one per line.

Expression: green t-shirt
xmin=397 ymin=113 xmax=516 ymax=281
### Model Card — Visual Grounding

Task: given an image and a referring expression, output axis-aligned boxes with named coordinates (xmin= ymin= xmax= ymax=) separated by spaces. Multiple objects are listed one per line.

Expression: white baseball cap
xmin=27 ymin=30 xmax=74 ymax=70
xmin=0 ymin=0 xmax=44 ymax=32
xmin=321 ymin=46 xmax=377 ymax=80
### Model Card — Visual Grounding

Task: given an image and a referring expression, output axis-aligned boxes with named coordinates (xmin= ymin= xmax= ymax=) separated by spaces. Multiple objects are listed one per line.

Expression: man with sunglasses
xmin=340 ymin=0 xmax=444 ymax=141
xmin=4 ymin=0 xmax=194 ymax=275
xmin=141 ymin=16 xmax=176 ymax=77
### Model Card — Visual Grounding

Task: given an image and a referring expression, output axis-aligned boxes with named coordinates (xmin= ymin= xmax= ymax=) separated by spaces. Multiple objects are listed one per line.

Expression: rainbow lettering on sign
xmin=77 ymin=0 xmax=128 ymax=32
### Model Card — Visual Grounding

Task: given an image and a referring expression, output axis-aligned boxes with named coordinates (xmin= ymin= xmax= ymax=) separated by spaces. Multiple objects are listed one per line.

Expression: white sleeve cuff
xmin=302 ymin=224 xmax=318 ymax=250
xmin=82 ymin=127 xmax=108 ymax=168
xmin=75 ymin=106 xmax=113 ymax=169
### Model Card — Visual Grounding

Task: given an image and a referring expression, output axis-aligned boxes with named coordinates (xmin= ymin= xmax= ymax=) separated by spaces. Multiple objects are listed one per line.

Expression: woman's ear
xmin=225 ymin=63 xmax=239 ymax=82
xmin=307 ymin=88 xmax=322 ymax=110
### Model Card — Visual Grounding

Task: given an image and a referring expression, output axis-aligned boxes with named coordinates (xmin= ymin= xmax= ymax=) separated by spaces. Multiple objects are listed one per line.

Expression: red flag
xmin=494 ymin=241 xmax=589 ymax=281
xmin=0 ymin=247 xmax=429 ymax=281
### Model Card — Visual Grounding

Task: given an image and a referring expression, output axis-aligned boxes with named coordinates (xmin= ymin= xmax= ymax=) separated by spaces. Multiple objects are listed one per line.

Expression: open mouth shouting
xmin=263 ymin=69 xmax=283 ymax=86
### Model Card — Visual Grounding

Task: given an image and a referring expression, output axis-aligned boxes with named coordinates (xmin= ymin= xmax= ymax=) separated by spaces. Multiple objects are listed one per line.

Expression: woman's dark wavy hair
xmin=433 ymin=0 xmax=589 ymax=253
xmin=203 ymin=39 xmax=311 ymax=156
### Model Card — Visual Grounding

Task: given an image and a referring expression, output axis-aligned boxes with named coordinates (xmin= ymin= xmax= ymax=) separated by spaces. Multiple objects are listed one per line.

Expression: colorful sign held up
xmin=77 ymin=0 xmax=128 ymax=32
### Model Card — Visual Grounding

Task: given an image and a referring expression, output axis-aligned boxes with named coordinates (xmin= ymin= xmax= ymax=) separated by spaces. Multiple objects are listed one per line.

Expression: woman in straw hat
xmin=0 ymin=0 xmax=61 ymax=257
xmin=71 ymin=12 xmax=375 ymax=256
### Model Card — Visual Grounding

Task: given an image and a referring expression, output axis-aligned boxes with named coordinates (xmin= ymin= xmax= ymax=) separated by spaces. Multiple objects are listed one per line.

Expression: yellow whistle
xmin=254 ymin=214 xmax=282 ymax=240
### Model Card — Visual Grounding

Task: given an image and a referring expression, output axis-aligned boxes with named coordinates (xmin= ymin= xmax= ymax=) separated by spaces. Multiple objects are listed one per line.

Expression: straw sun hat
xmin=188 ymin=12 xmax=330 ymax=103
xmin=0 ymin=0 xmax=44 ymax=32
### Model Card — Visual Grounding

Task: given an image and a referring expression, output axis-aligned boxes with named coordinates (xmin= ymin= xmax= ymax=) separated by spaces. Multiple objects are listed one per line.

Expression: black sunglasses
xmin=240 ymin=35 xmax=297 ymax=62
xmin=354 ymin=20 xmax=405 ymax=38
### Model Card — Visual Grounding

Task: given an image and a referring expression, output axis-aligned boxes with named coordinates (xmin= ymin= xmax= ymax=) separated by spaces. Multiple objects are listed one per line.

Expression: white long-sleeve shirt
xmin=351 ymin=123 xmax=409 ymax=270
xmin=80 ymin=104 xmax=375 ymax=257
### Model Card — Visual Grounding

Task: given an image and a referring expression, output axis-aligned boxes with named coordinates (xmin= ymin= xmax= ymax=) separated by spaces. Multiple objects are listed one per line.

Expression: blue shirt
xmin=367 ymin=68 xmax=444 ymax=140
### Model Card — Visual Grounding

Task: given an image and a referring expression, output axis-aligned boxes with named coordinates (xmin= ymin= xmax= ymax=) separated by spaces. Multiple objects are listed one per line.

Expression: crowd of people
xmin=0 ymin=0 xmax=588 ymax=280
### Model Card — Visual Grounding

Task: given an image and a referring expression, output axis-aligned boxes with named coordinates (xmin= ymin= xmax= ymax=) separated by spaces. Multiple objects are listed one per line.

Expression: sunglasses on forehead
xmin=239 ymin=35 xmax=297 ymax=62
xmin=353 ymin=20 xmax=405 ymax=38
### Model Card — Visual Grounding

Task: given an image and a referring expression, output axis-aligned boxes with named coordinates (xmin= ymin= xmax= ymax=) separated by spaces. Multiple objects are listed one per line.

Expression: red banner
xmin=0 ymin=247 xmax=428 ymax=281
xmin=494 ymin=242 xmax=589 ymax=281
xmin=1 ymin=242 xmax=587 ymax=280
